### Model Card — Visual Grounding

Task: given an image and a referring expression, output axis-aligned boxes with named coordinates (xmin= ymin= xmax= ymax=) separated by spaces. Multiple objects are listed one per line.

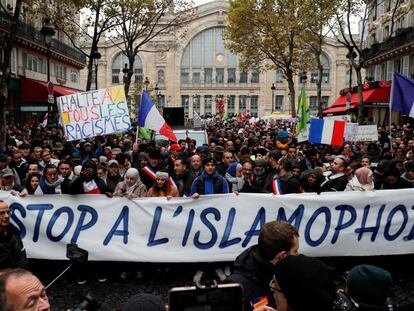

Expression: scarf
xmin=35 ymin=175 xmax=63 ymax=194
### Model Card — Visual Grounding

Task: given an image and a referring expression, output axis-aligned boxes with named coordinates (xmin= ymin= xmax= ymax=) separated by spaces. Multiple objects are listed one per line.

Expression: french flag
xmin=138 ymin=91 xmax=177 ymax=142
xmin=308 ymin=118 xmax=345 ymax=146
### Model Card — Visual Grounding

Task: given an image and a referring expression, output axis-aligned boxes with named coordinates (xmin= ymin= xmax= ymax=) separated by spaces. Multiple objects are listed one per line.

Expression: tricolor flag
xmin=138 ymin=91 xmax=177 ymax=142
xmin=42 ymin=113 xmax=48 ymax=128
xmin=308 ymin=118 xmax=345 ymax=146
xmin=391 ymin=72 xmax=414 ymax=118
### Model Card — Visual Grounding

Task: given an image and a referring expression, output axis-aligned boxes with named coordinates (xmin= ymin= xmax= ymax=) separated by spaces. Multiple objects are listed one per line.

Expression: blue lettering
xmin=65 ymin=124 xmax=76 ymax=141
xmin=276 ymin=204 xmax=304 ymax=229
xmin=94 ymin=119 xmax=104 ymax=135
xmin=103 ymin=206 xmax=129 ymax=245
xmin=242 ymin=207 xmax=266 ymax=247
xmin=147 ymin=207 xmax=169 ymax=247
xmin=403 ymin=206 xmax=414 ymax=240
xmin=74 ymin=123 xmax=82 ymax=140
xmin=331 ymin=205 xmax=357 ymax=244
xmin=70 ymin=205 xmax=98 ymax=244
xmin=27 ymin=204 xmax=53 ymax=242
xmin=219 ymin=208 xmax=241 ymax=248
xmin=384 ymin=205 xmax=408 ymax=241
xmin=194 ymin=207 xmax=220 ymax=250
xmin=182 ymin=209 xmax=195 ymax=246
xmin=10 ymin=203 xmax=26 ymax=239
xmin=173 ymin=206 xmax=183 ymax=217
xmin=122 ymin=115 xmax=132 ymax=130
xmin=46 ymin=207 xmax=74 ymax=242
xmin=305 ymin=207 xmax=331 ymax=247
xmin=81 ymin=122 xmax=91 ymax=138
xmin=355 ymin=204 xmax=385 ymax=241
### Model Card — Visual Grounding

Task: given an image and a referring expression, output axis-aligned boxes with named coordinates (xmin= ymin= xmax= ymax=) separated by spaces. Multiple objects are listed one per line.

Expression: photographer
xmin=226 ymin=221 xmax=299 ymax=310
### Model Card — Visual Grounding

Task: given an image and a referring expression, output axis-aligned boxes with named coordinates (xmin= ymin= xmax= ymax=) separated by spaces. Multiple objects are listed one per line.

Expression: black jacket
xmin=174 ymin=171 xmax=195 ymax=197
xmin=0 ymin=223 xmax=27 ymax=269
xmin=106 ymin=174 xmax=123 ymax=193
xmin=321 ymin=172 xmax=348 ymax=192
xmin=226 ymin=245 xmax=276 ymax=311
xmin=68 ymin=177 xmax=108 ymax=194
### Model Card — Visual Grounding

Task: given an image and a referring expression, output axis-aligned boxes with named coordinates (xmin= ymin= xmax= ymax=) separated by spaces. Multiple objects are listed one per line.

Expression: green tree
xmin=304 ymin=0 xmax=339 ymax=118
xmin=225 ymin=0 xmax=317 ymax=117
xmin=109 ymin=0 xmax=193 ymax=98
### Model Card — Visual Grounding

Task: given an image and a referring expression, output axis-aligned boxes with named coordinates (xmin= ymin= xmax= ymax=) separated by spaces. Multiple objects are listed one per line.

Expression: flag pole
xmin=389 ymin=74 xmax=395 ymax=153
xmin=136 ymin=90 xmax=143 ymax=144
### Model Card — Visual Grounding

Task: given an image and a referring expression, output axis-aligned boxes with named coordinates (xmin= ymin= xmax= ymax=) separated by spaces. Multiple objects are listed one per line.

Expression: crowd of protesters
xmin=0 ymin=117 xmax=413 ymax=310
xmin=0 ymin=117 xmax=413 ymax=199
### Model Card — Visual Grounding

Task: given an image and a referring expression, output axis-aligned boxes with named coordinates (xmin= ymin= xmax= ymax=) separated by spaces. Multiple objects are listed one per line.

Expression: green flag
xmin=296 ymin=85 xmax=310 ymax=135
xmin=222 ymin=113 xmax=229 ymax=121
xmin=139 ymin=127 xmax=152 ymax=141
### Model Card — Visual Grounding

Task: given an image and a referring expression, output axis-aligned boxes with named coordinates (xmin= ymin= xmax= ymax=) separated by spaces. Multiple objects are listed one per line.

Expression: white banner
xmin=4 ymin=190 xmax=414 ymax=262
xmin=345 ymin=124 xmax=378 ymax=142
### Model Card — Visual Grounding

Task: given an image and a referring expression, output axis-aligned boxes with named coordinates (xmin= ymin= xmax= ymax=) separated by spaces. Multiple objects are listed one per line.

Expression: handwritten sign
xmin=57 ymin=86 xmax=131 ymax=141
xmin=5 ymin=189 xmax=414 ymax=262
xmin=345 ymin=124 xmax=378 ymax=142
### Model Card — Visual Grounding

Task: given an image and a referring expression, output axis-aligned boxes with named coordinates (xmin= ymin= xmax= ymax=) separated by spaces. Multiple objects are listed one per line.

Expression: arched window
xmin=180 ymin=27 xmax=259 ymax=85
xmin=112 ymin=52 xmax=143 ymax=84
xmin=310 ymin=53 xmax=330 ymax=84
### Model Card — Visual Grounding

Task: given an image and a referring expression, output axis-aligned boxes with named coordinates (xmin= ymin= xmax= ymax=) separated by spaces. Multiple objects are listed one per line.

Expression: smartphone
xmin=168 ymin=283 xmax=244 ymax=311
xmin=66 ymin=243 xmax=88 ymax=264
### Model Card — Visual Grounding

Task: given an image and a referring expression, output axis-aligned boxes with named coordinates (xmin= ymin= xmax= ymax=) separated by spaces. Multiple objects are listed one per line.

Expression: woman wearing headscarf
xmin=114 ymin=168 xmax=147 ymax=199
xmin=69 ymin=160 xmax=108 ymax=194
xmin=147 ymin=171 xmax=179 ymax=199
xmin=300 ymin=169 xmax=324 ymax=193
xmin=345 ymin=167 xmax=374 ymax=191
xmin=225 ymin=162 xmax=244 ymax=192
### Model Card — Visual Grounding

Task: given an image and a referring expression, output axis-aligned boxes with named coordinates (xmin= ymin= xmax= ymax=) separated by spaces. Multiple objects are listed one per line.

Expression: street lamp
xmin=40 ymin=17 xmax=55 ymax=124
xmin=271 ymin=83 xmax=276 ymax=112
xmin=154 ymin=84 xmax=161 ymax=110
xmin=91 ymin=48 xmax=101 ymax=90
xmin=122 ymin=63 xmax=129 ymax=84
xmin=346 ymin=47 xmax=357 ymax=111
xmin=144 ymin=76 xmax=150 ymax=91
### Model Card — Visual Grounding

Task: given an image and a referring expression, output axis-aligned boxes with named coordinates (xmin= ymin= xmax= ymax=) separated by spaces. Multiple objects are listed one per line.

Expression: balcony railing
xmin=363 ymin=27 xmax=414 ymax=63
xmin=0 ymin=10 xmax=86 ymax=64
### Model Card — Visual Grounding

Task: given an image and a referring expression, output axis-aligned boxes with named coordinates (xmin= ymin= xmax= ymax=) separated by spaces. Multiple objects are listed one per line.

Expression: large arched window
xmin=180 ymin=27 xmax=258 ymax=85
xmin=310 ymin=53 xmax=330 ymax=84
xmin=112 ymin=52 xmax=143 ymax=84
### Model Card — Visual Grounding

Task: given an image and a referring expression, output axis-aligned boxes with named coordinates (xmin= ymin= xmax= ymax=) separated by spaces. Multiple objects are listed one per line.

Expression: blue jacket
xmin=190 ymin=171 xmax=229 ymax=195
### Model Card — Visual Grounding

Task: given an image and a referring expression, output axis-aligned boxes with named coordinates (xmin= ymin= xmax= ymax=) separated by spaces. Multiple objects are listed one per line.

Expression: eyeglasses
xmin=0 ymin=209 xmax=12 ymax=216
xmin=269 ymin=275 xmax=283 ymax=293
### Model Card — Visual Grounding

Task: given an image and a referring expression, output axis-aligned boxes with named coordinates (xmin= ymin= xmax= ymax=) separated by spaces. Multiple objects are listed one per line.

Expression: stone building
xmin=82 ymin=0 xmax=352 ymax=120
xmin=1 ymin=0 xmax=86 ymax=124
xmin=361 ymin=0 xmax=414 ymax=124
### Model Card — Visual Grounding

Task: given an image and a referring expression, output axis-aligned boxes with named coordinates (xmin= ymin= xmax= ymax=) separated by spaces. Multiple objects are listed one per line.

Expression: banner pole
xmin=136 ymin=90 xmax=143 ymax=143
xmin=389 ymin=74 xmax=394 ymax=153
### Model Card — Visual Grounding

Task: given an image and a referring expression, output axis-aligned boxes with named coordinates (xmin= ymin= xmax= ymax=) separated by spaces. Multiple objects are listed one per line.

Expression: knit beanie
xmin=347 ymin=264 xmax=392 ymax=305
xmin=122 ymin=293 xmax=165 ymax=311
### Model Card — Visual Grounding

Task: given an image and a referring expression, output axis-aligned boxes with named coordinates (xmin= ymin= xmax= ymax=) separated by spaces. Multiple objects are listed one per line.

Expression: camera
xmin=333 ymin=290 xmax=355 ymax=311
xmin=66 ymin=243 xmax=88 ymax=264
xmin=73 ymin=292 xmax=98 ymax=311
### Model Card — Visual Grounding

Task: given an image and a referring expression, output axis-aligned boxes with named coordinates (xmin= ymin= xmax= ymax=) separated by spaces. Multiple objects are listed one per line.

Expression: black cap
xmin=203 ymin=156 xmax=217 ymax=167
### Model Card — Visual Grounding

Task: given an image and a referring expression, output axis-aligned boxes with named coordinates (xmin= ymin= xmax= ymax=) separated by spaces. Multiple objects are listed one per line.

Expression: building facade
xmin=82 ymin=0 xmax=352 ymax=120
xmin=362 ymin=0 xmax=414 ymax=123
xmin=1 ymin=0 xmax=86 ymax=124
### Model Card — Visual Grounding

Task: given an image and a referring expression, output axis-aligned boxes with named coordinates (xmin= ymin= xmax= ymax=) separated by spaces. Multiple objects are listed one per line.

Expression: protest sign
xmin=57 ymin=86 xmax=131 ymax=141
xmin=355 ymin=125 xmax=378 ymax=141
xmin=5 ymin=189 xmax=414 ymax=262
xmin=345 ymin=124 xmax=378 ymax=142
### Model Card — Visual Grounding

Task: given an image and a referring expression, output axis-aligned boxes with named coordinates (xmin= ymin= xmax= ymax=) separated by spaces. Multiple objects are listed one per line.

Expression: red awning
xmin=323 ymin=87 xmax=390 ymax=115
xmin=323 ymin=104 xmax=357 ymax=114
xmin=20 ymin=79 xmax=83 ymax=103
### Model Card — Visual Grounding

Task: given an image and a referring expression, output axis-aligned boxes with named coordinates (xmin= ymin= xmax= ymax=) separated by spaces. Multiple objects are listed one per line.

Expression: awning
xmin=323 ymin=87 xmax=390 ymax=115
xmin=20 ymin=79 xmax=83 ymax=103
xmin=323 ymin=104 xmax=357 ymax=114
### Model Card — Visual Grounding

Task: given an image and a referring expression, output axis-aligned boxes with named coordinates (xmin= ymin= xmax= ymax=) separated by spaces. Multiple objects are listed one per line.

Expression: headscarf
xmin=354 ymin=167 xmax=373 ymax=185
xmin=124 ymin=168 xmax=141 ymax=192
